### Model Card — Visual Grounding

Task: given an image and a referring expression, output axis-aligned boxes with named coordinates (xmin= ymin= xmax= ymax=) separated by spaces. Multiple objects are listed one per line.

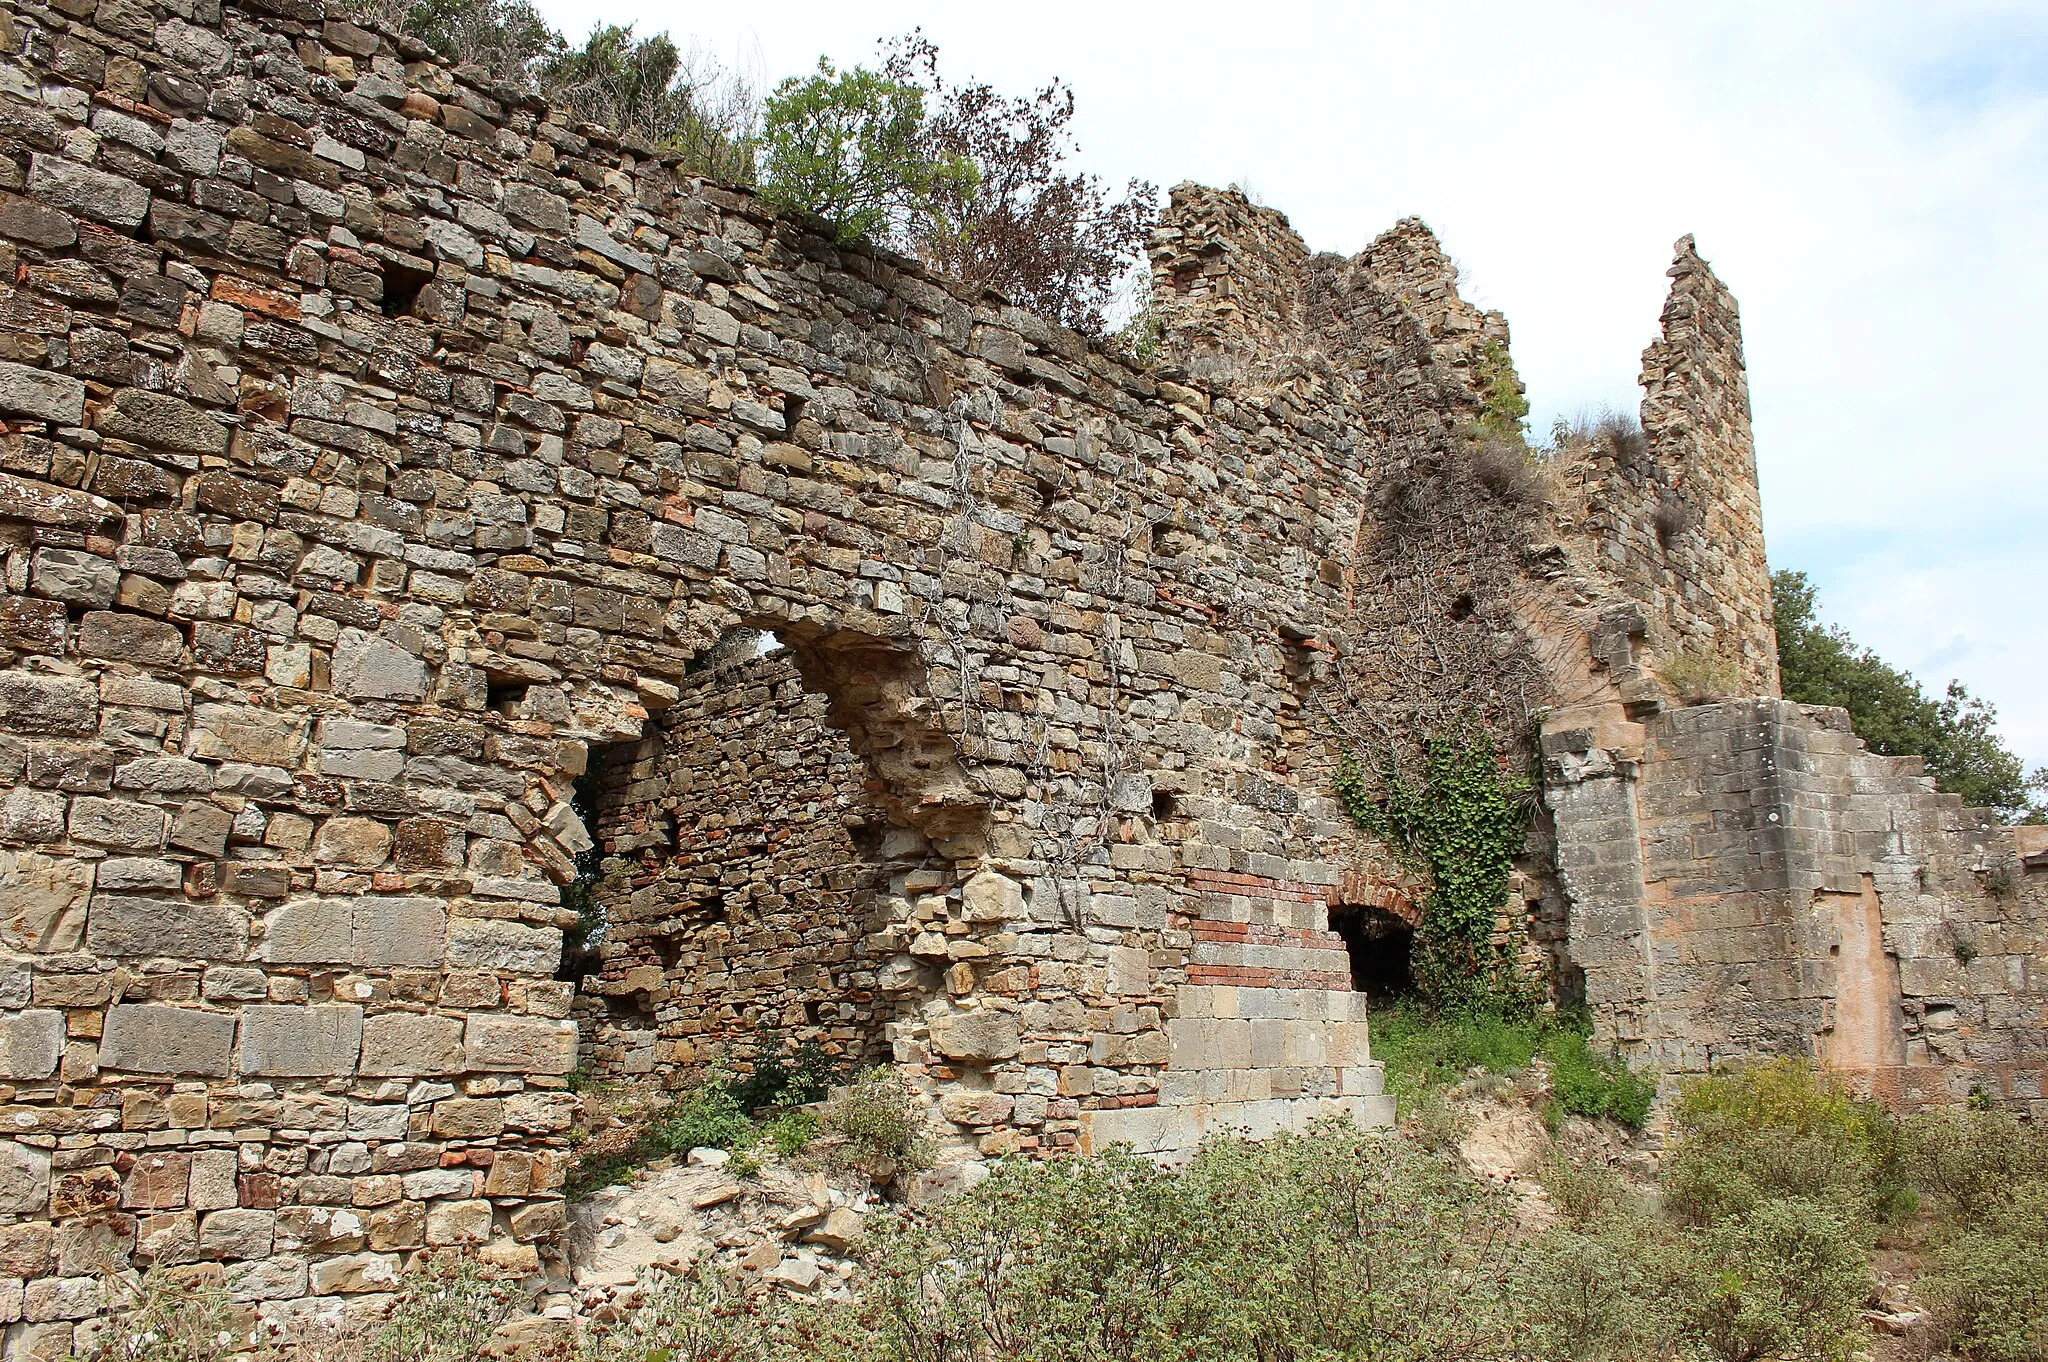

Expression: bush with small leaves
xmin=821 ymin=1069 xmax=933 ymax=1175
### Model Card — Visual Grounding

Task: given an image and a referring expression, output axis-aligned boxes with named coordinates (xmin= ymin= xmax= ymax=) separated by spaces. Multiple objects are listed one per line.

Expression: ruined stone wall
xmin=0 ymin=5 xmax=1426 ymax=1340
xmin=1578 ymin=237 xmax=1780 ymax=698
xmin=1547 ymin=698 xmax=2048 ymax=1111
xmin=576 ymin=648 xmax=892 ymax=1084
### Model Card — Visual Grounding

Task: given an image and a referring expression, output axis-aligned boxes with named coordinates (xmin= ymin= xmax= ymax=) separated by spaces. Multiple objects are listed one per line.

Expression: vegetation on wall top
xmin=360 ymin=4 xmax=1155 ymax=334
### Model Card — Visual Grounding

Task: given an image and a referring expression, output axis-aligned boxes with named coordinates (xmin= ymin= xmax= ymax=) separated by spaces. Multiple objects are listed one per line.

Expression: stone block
xmin=444 ymin=917 xmax=559 ymax=975
xmin=87 ymin=895 xmax=249 ymax=960
xmin=0 ymin=361 xmax=86 ymax=425
xmin=0 ymin=1010 xmax=62 ymax=1080
xmin=67 ymin=796 xmax=165 ymax=852
xmin=929 ymin=1010 xmax=1021 ymax=1064
xmin=0 ymin=851 xmax=91 ymax=952
xmin=429 ymin=1098 xmax=503 ymax=1138
xmin=185 ymin=704 xmax=308 ymax=766
xmin=353 ymin=897 xmax=448 ymax=966
xmin=197 ymin=1208 xmax=273 ymax=1260
xmin=0 ymin=1141 xmax=51 ymax=1215
xmin=237 ymin=1004 xmax=363 ymax=1077
xmin=260 ymin=898 xmax=352 ymax=964
xmin=332 ymin=629 xmax=429 ymax=701
xmin=359 ymin=1012 xmax=464 ymax=1076
xmin=464 ymin=1015 xmax=577 ymax=1074
xmin=29 ymin=548 xmax=116 ymax=608
xmin=423 ymin=1198 xmax=492 ymax=1246
xmin=100 ymin=1004 xmax=235 ymax=1076
xmin=0 ymin=673 xmax=98 ymax=736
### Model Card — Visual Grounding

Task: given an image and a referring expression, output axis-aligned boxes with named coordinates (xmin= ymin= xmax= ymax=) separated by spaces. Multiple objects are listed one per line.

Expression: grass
xmin=1370 ymin=1002 xmax=1655 ymax=1129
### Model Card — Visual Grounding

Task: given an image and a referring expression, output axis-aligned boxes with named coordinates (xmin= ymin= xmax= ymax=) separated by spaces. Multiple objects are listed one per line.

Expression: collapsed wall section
xmin=575 ymin=647 xmax=894 ymax=1083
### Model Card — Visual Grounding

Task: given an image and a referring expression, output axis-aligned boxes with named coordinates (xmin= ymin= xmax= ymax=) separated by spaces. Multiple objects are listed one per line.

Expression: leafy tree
xmin=884 ymin=35 xmax=1157 ymax=335
xmin=1773 ymin=570 xmax=2045 ymax=822
xmin=536 ymin=25 xmax=757 ymax=179
xmin=757 ymin=59 xmax=975 ymax=245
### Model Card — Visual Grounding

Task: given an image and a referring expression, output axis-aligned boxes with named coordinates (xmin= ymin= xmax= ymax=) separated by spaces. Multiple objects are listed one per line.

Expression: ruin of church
xmin=0 ymin=0 xmax=2041 ymax=1343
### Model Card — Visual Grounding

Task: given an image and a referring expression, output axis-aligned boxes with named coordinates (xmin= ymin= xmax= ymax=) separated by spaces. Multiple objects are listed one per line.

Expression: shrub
xmin=71 ymin=1270 xmax=244 ymax=1362
xmin=1520 ymin=1215 xmax=1682 ymax=1362
xmin=1469 ymin=436 xmax=1548 ymax=508
xmin=365 ymin=1252 xmax=513 ymax=1362
xmin=1676 ymin=1197 xmax=1870 ymax=1362
xmin=1542 ymin=1028 xmax=1657 ymax=1128
xmin=885 ymin=36 xmax=1156 ymax=335
xmin=1922 ymin=1181 xmax=2048 ymax=1362
xmin=653 ymin=1072 xmax=758 ymax=1155
xmin=1903 ymin=1105 xmax=2048 ymax=1220
xmin=822 ymin=1069 xmax=933 ymax=1174
xmin=764 ymin=1108 xmax=821 ymax=1158
xmin=1664 ymin=1059 xmax=1909 ymax=1226
xmin=578 ymin=1263 xmax=796 ymax=1362
xmin=729 ymin=1039 xmax=845 ymax=1112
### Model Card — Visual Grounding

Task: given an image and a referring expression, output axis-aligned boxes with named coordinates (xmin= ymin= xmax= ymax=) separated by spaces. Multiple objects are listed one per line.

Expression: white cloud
xmin=533 ymin=0 xmax=2048 ymax=770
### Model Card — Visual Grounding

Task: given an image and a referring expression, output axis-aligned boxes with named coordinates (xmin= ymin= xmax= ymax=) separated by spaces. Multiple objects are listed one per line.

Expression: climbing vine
xmin=1337 ymin=726 xmax=1534 ymax=1012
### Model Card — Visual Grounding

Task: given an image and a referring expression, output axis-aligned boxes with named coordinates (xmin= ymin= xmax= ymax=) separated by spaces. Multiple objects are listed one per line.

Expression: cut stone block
xmin=359 ymin=1012 xmax=465 ymax=1077
xmin=0 ymin=1009 xmax=62 ymax=1080
xmin=463 ymin=1015 xmax=576 ymax=1074
xmin=101 ymin=1004 xmax=235 ymax=1076
xmin=237 ymin=1004 xmax=363 ymax=1077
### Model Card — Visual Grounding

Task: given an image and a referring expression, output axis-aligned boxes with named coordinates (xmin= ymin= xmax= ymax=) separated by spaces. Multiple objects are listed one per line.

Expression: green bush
xmin=1922 ymin=1180 xmax=2048 ymax=1362
xmin=1902 ymin=1105 xmax=2048 ymax=1220
xmin=1542 ymin=1028 xmax=1656 ymax=1128
xmin=653 ymin=1072 xmax=758 ymax=1155
xmin=765 ymin=1107 xmax=821 ymax=1158
xmin=1664 ymin=1058 xmax=1909 ymax=1225
xmin=821 ymin=1069 xmax=933 ymax=1174
xmin=758 ymin=60 xmax=974 ymax=244
xmin=1676 ymin=1197 xmax=1870 ymax=1362
xmin=1520 ymin=1214 xmax=1682 ymax=1362
xmin=730 ymin=1039 xmax=845 ymax=1112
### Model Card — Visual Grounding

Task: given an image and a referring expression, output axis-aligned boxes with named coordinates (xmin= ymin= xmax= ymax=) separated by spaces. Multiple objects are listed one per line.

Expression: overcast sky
xmin=534 ymin=0 xmax=2048 ymax=774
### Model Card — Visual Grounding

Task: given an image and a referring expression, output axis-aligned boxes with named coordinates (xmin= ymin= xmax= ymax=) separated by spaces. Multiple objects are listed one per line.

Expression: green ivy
xmin=1337 ymin=727 xmax=1533 ymax=1011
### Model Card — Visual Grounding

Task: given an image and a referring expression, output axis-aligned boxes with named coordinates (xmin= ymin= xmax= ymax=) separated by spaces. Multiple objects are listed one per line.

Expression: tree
xmin=883 ymin=36 xmax=1157 ymax=335
xmin=535 ymin=26 xmax=757 ymax=180
xmin=1773 ymin=570 xmax=2045 ymax=822
xmin=757 ymin=59 xmax=974 ymax=246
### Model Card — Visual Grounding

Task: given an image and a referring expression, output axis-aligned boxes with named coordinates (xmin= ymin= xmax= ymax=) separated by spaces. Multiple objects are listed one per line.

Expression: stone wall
xmin=1547 ymin=698 xmax=2048 ymax=1110
xmin=1579 ymin=237 xmax=1780 ymax=698
xmin=0 ymin=5 xmax=1424 ymax=1340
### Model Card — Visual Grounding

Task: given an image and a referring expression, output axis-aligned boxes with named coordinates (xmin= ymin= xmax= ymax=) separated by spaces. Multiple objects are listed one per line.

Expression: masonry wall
xmin=1579 ymin=237 xmax=1780 ymax=698
xmin=1548 ymin=698 xmax=2048 ymax=1111
xmin=0 ymin=3 xmax=1431 ymax=1341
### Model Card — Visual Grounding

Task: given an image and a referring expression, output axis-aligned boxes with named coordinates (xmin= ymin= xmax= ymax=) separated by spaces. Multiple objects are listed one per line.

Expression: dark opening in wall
xmin=1329 ymin=905 xmax=1415 ymax=1000
xmin=486 ymin=675 xmax=529 ymax=716
xmin=558 ymin=743 xmax=628 ymax=982
xmin=381 ymin=259 xmax=435 ymax=318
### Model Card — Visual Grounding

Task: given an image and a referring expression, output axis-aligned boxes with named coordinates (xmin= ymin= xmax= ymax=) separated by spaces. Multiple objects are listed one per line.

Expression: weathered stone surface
xmin=100 ymin=1005 xmax=235 ymax=1076
xmin=185 ymin=705 xmax=307 ymax=766
xmin=0 ymin=674 xmax=98 ymax=736
xmin=358 ymin=1013 xmax=465 ymax=1076
xmin=352 ymin=897 xmax=447 ymax=967
xmin=0 ymin=1011 xmax=63 ymax=1080
xmin=0 ymin=1143 xmax=51 ymax=1215
xmin=88 ymin=895 xmax=249 ymax=960
xmin=331 ymin=631 xmax=429 ymax=701
xmin=929 ymin=1011 xmax=1022 ymax=1064
xmin=95 ymin=390 xmax=230 ymax=453
xmin=260 ymin=898 xmax=351 ymax=964
xmin=445 ymin=918 xmax=558 ymax=975
xmin=237 ymin=1005 xmax=363 ymax=1077
xmin=27 ymin=155 xmax=149 ymax=228
xmin=0 ymin=853 xmax=91 ymax=952
xmin=0 ymin=363 xmax=87 ymax=425
xmin=464 ymin=1015 xmax=576 ymax=1074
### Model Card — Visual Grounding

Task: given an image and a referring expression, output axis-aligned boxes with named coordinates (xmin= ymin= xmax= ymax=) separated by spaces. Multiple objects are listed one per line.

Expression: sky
xmin=533 ymin=0 xmax=2048 ymax=775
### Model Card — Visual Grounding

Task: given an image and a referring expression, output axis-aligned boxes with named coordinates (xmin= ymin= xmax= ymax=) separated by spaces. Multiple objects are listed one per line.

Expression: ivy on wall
xmin=1337 ymin=727 xmax=1534 ymax=1012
